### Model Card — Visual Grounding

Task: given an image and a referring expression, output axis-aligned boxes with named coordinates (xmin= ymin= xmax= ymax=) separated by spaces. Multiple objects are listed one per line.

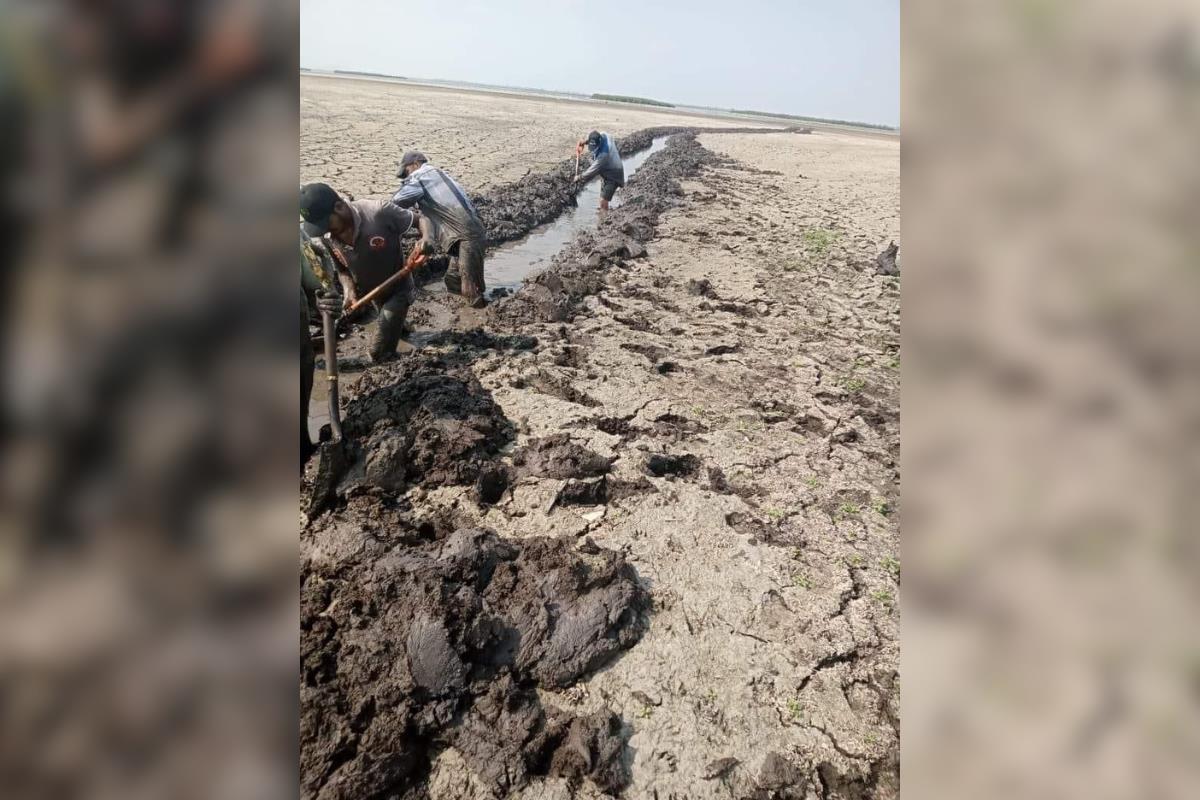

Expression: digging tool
xmin=564 ymin=147 xmax=582 ymax=208
xmin=345 ymin=248 xmax=427 ymax=315
xmin=318 ymin=291 xmax=344 ymax=442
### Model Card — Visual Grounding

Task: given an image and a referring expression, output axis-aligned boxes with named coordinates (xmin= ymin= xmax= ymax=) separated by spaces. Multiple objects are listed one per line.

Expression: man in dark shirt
xmin=300 ymin=182 xmax=426 ymax=363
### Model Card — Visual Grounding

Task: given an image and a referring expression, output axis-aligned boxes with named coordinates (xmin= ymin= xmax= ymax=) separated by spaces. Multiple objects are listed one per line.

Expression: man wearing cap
xmin=575 ymin=131 xmax=625 ymax=211
xmin=299 ymin=182 xmax=426 ymax=363
xmin=392 ymin=151 xmax=488 ymax=308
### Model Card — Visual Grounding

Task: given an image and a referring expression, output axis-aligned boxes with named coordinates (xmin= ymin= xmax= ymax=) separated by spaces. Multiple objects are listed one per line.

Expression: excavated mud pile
xmin=301 ymin=527 xmax=649 ymax=799
xmin=489 ymin=133 xmax=725 ymax=329
xmin=335 ymin=354 xmax=514 ymax=494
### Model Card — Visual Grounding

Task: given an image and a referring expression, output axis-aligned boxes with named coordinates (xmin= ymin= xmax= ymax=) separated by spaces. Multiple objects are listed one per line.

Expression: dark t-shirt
xmin=330 ymin=199 xmax=415 ymax=294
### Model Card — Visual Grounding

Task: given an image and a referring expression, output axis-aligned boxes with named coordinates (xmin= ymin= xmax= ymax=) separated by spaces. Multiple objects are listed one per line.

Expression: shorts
xmin=600 ymin=177 xmax=620 ymax=202
xmin=600 ymin=166 xmax=625 ymax=202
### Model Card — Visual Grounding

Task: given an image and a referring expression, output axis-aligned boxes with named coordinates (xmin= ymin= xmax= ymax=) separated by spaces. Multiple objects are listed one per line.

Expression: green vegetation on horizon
xmin=591 ymin=93 xmax=675 ymax=108
xmin=725 ymin=107 xmax=896 ymax=131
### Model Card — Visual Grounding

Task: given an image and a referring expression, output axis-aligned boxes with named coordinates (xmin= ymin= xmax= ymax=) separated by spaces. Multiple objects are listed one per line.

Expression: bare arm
xmin=338 ymin=270 xmax=358 ymax=310
xmin=417 ymin=214 xmax=435 ymax=252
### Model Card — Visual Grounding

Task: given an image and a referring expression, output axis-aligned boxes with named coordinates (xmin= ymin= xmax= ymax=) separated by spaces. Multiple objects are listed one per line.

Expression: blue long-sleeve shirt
xmin=580 ymin=132 xmax=625 ymax=184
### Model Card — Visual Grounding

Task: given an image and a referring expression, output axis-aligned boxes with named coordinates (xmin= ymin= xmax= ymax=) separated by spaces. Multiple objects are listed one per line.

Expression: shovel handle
xmin=319 ymin=301 xmax=344 ymax=442
xmin=345 ymin=250 xmax=427 ymax=315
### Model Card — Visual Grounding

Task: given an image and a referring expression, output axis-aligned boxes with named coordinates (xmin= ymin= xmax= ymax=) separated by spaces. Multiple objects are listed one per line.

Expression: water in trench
xmin=484 ymin=134 xmax=672 ymax=292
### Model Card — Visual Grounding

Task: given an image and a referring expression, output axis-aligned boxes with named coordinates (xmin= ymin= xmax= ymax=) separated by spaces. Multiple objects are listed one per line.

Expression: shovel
xmin=566 ymin=147 xmax=582 ymax=207
xmin=306 ymin=295 xmax=352 ymax=518
xmin=318 ymin=291 xmax=344 ymax=442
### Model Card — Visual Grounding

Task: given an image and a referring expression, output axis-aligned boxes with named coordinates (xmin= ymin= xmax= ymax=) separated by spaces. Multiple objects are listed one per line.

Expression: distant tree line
xmin=591 ymin=93 xmax=675 ymax=108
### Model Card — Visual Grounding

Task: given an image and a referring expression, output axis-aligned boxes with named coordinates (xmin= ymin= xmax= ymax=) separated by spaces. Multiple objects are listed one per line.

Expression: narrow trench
xmin=478 ymin=134 xmax=672 ymax=291
xmin=308 ymin=135 xmax=675 ymax=440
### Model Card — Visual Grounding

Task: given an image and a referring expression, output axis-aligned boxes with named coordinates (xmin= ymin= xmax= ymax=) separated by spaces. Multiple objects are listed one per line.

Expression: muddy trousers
xmin=443 ymin=236 xmax=486 ymax=304
xmin=302 ymin=334 xmax=315 ymax=470
xmin=370 ymin=290 xmax=411 ymax=362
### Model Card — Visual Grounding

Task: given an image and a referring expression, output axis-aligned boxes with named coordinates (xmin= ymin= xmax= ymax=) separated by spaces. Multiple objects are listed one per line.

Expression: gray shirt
xmin=327 ymin=199 xmax=416 ymax=299
xmin=391 ymin=163 xmax=484 ymax=246
xmin=580 ymin=132 xmax=625 ymax=184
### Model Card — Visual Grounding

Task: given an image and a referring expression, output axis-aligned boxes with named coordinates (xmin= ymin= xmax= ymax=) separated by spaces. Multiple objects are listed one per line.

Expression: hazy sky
xmin=300 ymin=0 xmax=899 ymax=127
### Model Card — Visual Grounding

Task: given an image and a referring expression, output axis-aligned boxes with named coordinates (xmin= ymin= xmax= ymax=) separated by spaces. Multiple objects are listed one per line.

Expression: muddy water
xmin=484 ymin=135 xmax=671 ymax=291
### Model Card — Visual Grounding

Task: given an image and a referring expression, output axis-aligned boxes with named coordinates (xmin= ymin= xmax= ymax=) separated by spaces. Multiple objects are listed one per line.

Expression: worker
xmin=300 ymin=182 xmax=425 ymax=363
xmin=392 ymin=151 xmax=488 ymax=308
xmin=575 ymin=131 xmax=625 ymax=210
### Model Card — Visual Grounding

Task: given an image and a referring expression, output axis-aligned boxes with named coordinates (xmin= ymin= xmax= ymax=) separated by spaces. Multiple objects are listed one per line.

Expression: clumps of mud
xmin=301 ymin=527 xmax=649 ymax=798
xmin=874 ymin=241 xmax=899 ymax=276
xmin=422 ymin=328 xmax=538 ymax=354
xmin=490 ymin=133 xmax=731 ymax=329
xmin=306 ymin=354 xmax=513 ymax=510
xmin=645 ymin=452 xmax=701 ymax=478
xmin=514 ymin=434 xmax=612 ymax=480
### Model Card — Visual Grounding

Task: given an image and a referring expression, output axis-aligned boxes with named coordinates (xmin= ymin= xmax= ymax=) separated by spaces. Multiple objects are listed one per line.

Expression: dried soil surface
xmin=302 ymin=81 xmax=899 ymax=799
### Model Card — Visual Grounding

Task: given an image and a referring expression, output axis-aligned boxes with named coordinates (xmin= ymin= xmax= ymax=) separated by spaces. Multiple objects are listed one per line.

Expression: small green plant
xmin=874 ymin=498 xmax=891 ymax=516
xmin=787 ymin=698 xmax=803 ymax=720
xmin=872 ymin=589 xmax=895 ymax=607
xmin=793 ymin=573 xmax=813 ymax=590
xmin=842 ymin=376 xmax=867 ymax=393
xmin=881 ymin=556 xmax=900 ymax=579
xmin=887 ymin=357 xmax=900 ymax=371
xmin=837 ymin=502 xmax=861 ymax=519
xmin=635 ymin=705 xmax=654 ymax=720
xmin=792 ymin=548 xmax=804 ymax=561
xmin=865 ymin=731 xmax=880 ymax=745
xmin=847 ymin=553 xmax=866 ymax=568
xmin=802 ymin=228 xmax=838 ymax=256
xmin=766 ymin=507 xmax=786 ymax=522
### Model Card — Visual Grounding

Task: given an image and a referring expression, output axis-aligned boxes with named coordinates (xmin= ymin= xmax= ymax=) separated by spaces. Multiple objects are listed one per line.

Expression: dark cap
xmin=397 ymin=150 xmax=428 ymax=176
xmin=299 ymin=183 xmax=340 ymax=235
xmin=586 ymin=130 xmax=602 ymax=146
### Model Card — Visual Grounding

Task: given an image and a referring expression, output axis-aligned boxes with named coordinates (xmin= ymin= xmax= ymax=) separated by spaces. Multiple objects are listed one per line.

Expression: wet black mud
xmin=301 ymin=527 xmax=649 ymax=799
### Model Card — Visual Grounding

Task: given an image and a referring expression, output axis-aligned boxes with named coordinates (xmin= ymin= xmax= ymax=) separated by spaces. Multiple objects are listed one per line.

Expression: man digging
xmin=392 ymin=151 xmax=489 ymax=308
xmin=300 ymin=182 xmax=426 ymax=363
xmin=575 ymin=130 xmax=625 ymax=210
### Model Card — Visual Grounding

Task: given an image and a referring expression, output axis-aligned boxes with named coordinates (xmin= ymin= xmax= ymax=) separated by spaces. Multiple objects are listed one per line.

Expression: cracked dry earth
xmin=303 ymin=104 xmax=899 ymax=797
xmin=453 ymin=132 xmax=899 ymax=798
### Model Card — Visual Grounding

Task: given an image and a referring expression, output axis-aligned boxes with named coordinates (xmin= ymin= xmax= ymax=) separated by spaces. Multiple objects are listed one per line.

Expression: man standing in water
xmin=300 ymin=182 xmax=423 ymax=363
xmin=392 ymin=151 xmax=489 ymax=308
xmin=575 ymin=130 xmax=625 ymax=210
